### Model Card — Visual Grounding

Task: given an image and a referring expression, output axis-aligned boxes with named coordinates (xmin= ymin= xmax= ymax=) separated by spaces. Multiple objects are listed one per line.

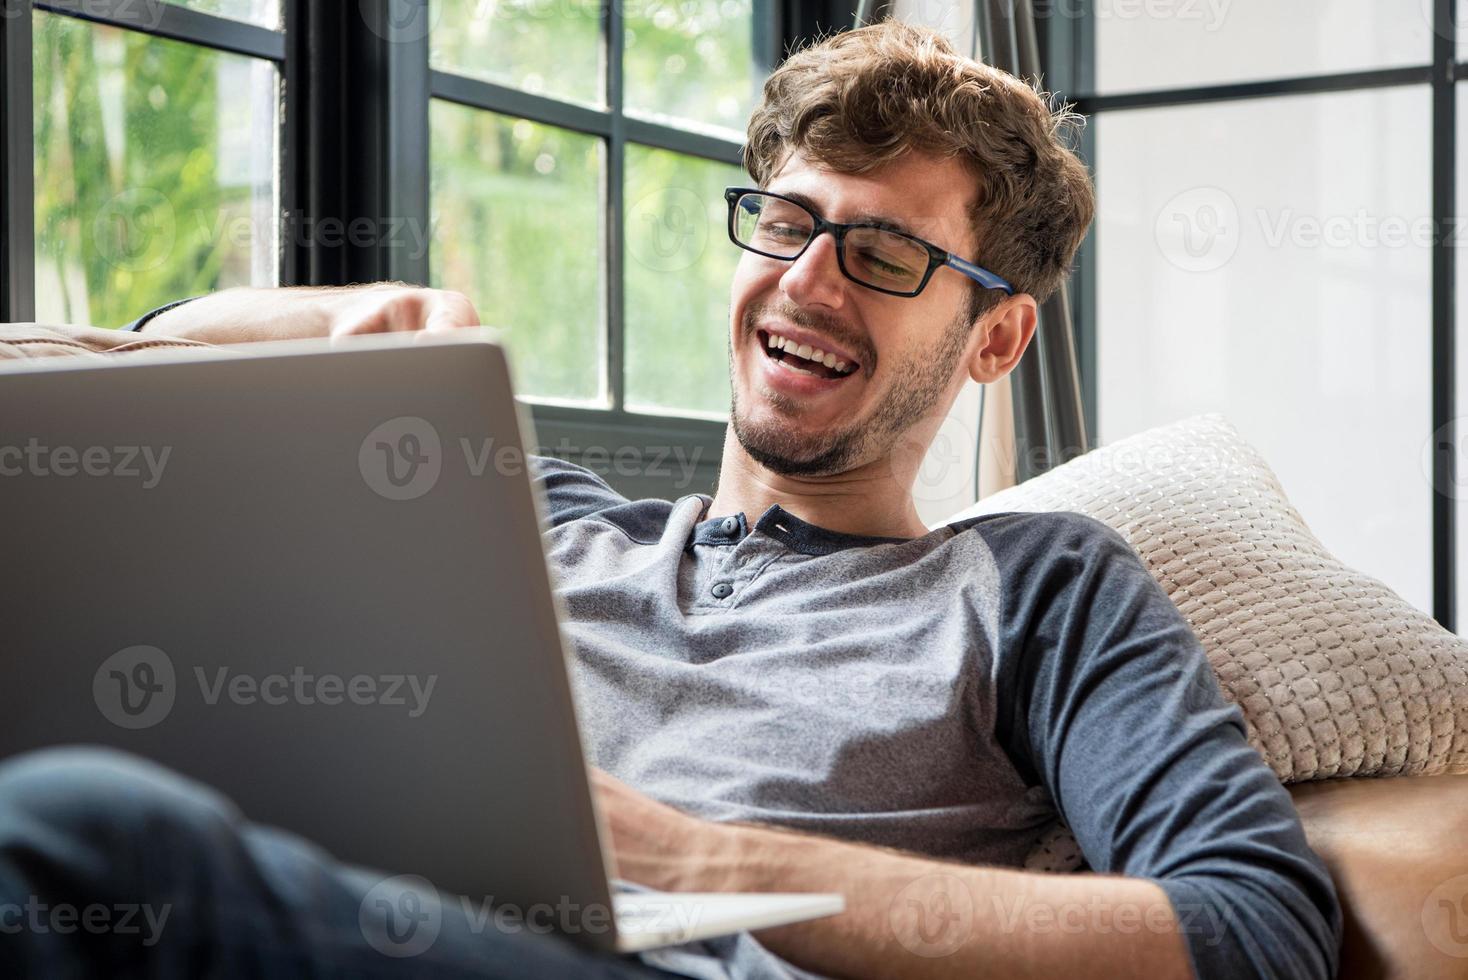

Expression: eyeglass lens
xmin=733 ymin=193 xmax=929 ymax=293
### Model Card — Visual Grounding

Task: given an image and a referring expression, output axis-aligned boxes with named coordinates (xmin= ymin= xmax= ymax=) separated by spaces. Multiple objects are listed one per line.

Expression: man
xmin=0 ymin=21 xmax=1339 ymax=980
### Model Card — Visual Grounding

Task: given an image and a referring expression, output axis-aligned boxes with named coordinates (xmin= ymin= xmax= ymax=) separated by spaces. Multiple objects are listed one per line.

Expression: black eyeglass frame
xmin=723 ymin=187 xmax=1015 ymax=299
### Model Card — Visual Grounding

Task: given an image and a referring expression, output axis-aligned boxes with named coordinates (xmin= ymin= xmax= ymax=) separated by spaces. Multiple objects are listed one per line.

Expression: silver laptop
xmin=0 ymin=329 xmax=842 ymax=954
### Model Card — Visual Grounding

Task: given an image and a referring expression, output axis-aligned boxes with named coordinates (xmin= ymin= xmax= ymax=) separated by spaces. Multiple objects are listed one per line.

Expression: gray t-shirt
xmin=537 ymin=455 xmax=1339 ymax=980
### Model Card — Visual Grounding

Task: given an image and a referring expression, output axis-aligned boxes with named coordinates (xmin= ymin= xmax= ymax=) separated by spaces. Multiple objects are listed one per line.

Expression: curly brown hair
xmin=744 ymin=21 xmax=1095 ymax=322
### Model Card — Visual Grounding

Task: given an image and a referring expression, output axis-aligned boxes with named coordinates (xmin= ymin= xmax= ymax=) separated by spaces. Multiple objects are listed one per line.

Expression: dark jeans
xmin=0 ymin=747 xmax=681 ymax=979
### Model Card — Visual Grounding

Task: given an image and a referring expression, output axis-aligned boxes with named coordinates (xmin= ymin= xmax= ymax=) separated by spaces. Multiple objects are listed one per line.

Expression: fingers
xmin=424 ymin=291 xmax=482 ymax=332
xmin=328 ymin=286 xmax=480 ymax=336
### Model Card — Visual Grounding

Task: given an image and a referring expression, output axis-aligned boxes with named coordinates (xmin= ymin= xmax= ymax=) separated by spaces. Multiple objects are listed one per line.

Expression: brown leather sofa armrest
xmin=1290 ymin=773 xmax=1468 ymax=980
xmin=0 ymin=322 xmax=217 ymax=361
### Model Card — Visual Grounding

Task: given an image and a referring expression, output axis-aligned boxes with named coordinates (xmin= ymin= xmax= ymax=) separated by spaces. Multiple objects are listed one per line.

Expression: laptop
xmin=0 ymin=330 xmax=843 ymax=953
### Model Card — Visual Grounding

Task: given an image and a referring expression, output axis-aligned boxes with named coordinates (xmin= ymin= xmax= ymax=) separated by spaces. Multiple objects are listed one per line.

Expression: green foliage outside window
xmin=31 ymin=0 xmax=760 ymax=419
xmin=429 ymin=0 xmax=756 ymax=415
xmin=431 ymin=0 xmax=601 ymax=107
xmin=430 ymin=105 xmax=605 ymax=403
xmin=623 ymin=0 xmax=758 ymax=136
xmin=623 ymin=145 xmax=740 ymax=416
xmin=33 ymin=12 xmax=276 ymax=329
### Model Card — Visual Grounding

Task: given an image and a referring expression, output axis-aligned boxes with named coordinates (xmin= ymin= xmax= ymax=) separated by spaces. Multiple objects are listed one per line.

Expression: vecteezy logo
xmin=359 ymin=417 xmax=442 ymax=501
xmin=1424 ymin=874 xmax=1468 ymax=958
xmin=93 ymin=646 xmax=176 ymax=730
xmin=626 ymin=186 xmax=707 ymax=273
xmin=913 ymin=412 xmax=976 ymax=504
xmin=1421 ymin=418 xmax=1468 ymax=501
xmin=360 ymin=875 xmax=442 ymax=958
xmin=887 ymin=410 xmax=975 ymax=504
xmin=1154 ymin=186 xmax=1240 ymax=273
xmin=888 ymin=873 xmax=975 ymax=958
xmin=364 ymin=0 xmax=442 ymax=43
xmin=1421 ymin=0 xmax=1466 ymax=44
xmin=92 ymin=188 xmax=176 ymax=273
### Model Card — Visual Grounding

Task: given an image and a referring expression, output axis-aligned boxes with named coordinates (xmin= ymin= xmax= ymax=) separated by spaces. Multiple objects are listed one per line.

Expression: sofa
xmin=943 ymin=413 xmax=1468 ymax=979
xmin=5 ymin=322 xmax=1467 ymax=977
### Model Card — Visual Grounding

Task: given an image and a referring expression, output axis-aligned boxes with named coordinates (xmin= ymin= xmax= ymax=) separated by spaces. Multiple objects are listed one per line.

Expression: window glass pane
xmin=430 ymin=0 xmax=600 ymax=107
xmin=1095 ymin=88 xmax=1432 ymax=613
xmin=167 ymin=0 xmax=281 ymax=29
xmin=33 ymin=12 xmax=279 ymax=329
xmin=1094 ymin=0 xmax=1428 ymax=94
xmin=623 ymin=145 xmax=741 ymax=416
xmin=430 ymin=102 xmax=604 ymax=403
xmin=1458 ymin=0 xmax=1468 ymax=62
xmin=624 ymin=0 xmax=756 ymax=136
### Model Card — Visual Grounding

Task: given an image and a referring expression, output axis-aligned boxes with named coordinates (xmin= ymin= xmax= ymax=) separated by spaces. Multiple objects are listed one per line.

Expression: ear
xmin=965 ymin=294 xmax=1038 ymax=385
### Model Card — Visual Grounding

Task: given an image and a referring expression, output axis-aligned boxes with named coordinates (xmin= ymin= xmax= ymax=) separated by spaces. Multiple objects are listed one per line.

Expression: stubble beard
xmin=728 ymin=305 xmax=973 ymax=478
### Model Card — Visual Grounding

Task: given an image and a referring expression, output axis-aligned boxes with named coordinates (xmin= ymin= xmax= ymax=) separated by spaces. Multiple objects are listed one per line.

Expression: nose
xmin=778 ymin=231 xmax=849 ymax=311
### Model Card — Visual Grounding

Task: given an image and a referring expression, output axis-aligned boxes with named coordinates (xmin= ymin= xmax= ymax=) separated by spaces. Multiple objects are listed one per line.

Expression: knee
xmin=0 ymin=747 xmax=238 ymax=855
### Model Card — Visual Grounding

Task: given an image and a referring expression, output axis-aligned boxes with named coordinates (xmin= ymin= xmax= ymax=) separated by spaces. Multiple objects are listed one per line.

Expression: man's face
xmin=727 ymin=149 xmax=987 ymax=478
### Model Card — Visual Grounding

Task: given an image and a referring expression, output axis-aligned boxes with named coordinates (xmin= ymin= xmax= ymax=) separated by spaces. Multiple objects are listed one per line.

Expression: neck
xmin=705 ymin=428 xmax=931 ymax=540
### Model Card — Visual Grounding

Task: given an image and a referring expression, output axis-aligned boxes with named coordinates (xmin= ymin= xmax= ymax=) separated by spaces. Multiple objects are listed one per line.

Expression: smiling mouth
xmin=757 ymin=330 xmax=859 ymax=381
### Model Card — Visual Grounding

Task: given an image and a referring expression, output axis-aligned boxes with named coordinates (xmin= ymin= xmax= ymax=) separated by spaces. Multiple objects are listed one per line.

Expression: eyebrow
xmin=774 ymin=189 xmax=925 ymax=242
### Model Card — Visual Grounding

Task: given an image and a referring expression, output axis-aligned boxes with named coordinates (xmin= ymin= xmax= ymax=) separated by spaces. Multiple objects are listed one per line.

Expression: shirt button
xmin=710 ymin=582 xmax=733 ymax=599
xmin=720 ymin=517 xmax=738 ymax=534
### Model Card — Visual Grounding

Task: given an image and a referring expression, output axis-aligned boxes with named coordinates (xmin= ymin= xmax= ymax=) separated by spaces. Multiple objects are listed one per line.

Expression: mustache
xmin=743 ymin=300 xmax=874 ymax=368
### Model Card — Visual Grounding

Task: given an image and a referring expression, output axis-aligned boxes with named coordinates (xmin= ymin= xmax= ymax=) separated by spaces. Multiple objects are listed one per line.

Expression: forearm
xmin=695 ymin=823 xmax=1192 ymax=980
xmin=138 ymin=283 xmax=481 ymax=343
xmin=140 ymin=287 xmax=336 ymax=342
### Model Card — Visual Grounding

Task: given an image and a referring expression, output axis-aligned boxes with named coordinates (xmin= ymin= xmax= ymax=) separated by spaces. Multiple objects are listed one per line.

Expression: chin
xmin=730 ymin=401 xmax=868 ymax=478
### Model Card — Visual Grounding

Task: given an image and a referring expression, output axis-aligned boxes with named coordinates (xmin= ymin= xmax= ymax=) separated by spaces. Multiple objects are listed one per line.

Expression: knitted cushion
xmin=943 ymin=413 xmax=1468 ymax=784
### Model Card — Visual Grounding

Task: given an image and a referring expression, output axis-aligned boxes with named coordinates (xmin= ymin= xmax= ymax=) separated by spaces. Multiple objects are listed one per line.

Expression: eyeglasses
xmin=724 ymin=187 xmax=1014 ymax=299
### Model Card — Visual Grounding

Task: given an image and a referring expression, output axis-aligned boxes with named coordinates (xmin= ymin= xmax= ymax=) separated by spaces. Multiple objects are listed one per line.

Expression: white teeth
xmin=764 ymin=330 xmax=858 ymax=377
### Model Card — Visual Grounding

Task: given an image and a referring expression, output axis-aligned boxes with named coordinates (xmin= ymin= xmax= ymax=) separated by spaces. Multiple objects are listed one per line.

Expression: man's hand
xmin=140 ymin=283 xmax=482 ymax=345
xmin=589 ymin=768 xmax=726 ymax=893
xmin=590 ymin=767 xmax=1191 ymax=980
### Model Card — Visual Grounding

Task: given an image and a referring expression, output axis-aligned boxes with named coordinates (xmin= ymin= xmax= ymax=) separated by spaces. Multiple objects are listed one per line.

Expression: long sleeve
xmin=975 ymin=510 xmax=1342 ymax=979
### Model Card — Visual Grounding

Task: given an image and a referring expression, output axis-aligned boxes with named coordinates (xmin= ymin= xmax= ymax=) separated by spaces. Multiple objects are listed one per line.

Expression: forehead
xmin=764 ymin=149 xmax=977 ymax=253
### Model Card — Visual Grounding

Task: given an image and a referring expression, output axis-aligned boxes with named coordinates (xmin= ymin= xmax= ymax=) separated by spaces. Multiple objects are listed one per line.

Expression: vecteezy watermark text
xmin=195 ymin=667 xmax=436 ymax=718
xmin=0 ymin=439 xmax=171 ymax=489
xmin=93 ymin=646 xmax=438 ymax=730
xmin=359 ymin=416 xmax=705 ymax=501
xmin=0 ymin=898 xmax=171 ymax=948
xmin=1155 ymin=186 xmax=1468 ymax=273
xmin=358 ymin=875 xmax=706 ymax=958
xmin=888 ymin=873 xmax=1234 ymax=958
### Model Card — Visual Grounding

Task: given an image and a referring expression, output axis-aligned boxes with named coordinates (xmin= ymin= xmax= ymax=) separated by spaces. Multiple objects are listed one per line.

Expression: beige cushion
xmin=941 ymin=413 xmax=1468 ymax=783
xmin=0 ymin=322 xmax=217 ymax=360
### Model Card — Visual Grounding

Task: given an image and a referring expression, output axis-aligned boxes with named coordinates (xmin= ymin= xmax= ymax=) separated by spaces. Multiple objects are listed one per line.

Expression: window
xmin=1094 ymin=88 xmax=1431 ymax=610
xmin=23 ymin=0 xmax=286 ymax=328
xmin=1054 ymin=2 xmax=1460 ymax=627
xmin=1092 ymin=0 xmax=1428 ymax=94
xmin=0 ymin=0 xmax=838 ymax=498
xmin=430 ymin=103 xmax=605 ymax=401
xmin=425 ymin=0 xmax=772 ymax=432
